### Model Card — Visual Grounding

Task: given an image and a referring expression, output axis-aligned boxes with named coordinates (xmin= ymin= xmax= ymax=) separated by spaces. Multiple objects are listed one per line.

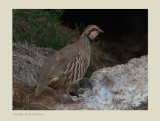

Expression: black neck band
xmin=86 ymin=32 xmax=93 ymax=44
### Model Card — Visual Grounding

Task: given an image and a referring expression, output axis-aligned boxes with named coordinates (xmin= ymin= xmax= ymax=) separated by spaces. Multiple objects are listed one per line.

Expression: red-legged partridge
xmin=35 ymin=25 xmax=103 ymax=102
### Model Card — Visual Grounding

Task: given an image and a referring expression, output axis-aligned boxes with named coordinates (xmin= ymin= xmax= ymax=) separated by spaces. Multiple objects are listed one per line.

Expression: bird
xmin=34 ymin=25 xmax=103 ymax=102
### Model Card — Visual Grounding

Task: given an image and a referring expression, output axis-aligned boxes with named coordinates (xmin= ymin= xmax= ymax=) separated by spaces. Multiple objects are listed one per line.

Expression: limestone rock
xmin=80 ymin=55 xmax=148 ymax=110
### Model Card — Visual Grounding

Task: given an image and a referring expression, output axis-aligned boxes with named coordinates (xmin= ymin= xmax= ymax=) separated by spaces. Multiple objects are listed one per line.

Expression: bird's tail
xmin=34 ymin=81 xmax=48 ymax=97
xmin=34 ymin=85 xmax=42 ymax=97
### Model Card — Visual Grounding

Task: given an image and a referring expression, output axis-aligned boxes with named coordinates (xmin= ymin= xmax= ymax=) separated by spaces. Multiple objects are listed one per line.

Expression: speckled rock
xmin=78 ymin=55 xmax=148 ymax=110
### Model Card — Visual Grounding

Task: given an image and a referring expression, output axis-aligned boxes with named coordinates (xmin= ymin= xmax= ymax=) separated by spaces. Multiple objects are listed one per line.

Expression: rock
xmin=80 ymin=55 xmax=148 ymax=110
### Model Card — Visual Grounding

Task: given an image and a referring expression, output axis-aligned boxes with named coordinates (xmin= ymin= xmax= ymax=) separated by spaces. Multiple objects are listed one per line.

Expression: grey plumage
xmin=34 ymin=25 xmax=103 ymax=101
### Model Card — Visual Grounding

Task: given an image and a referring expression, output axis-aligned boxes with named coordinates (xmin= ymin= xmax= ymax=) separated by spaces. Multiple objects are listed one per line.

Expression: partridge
xmin=35 ymin=25 xmax=103 ymax=101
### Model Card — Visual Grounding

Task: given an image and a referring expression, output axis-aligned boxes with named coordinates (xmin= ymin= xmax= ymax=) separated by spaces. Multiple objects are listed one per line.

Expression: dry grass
xmin=91 ymin=39 xmax=120 ymax=68
xmin=13 ymin=43 xmax=56 ymax=86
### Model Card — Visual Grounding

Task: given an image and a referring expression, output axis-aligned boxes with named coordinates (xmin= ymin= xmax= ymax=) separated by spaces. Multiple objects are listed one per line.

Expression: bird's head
xmin=81 ymin=25 xmax=103 ymax=40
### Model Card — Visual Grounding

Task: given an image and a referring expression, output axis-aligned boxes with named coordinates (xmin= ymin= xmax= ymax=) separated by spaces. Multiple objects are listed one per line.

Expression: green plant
xmin=13 ymin=9 xmax=67 ymax=50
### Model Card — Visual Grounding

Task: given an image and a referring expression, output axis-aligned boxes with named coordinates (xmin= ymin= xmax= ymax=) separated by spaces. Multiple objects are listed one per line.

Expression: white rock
xmin=78 ymin=55 xmax=148 ymax=110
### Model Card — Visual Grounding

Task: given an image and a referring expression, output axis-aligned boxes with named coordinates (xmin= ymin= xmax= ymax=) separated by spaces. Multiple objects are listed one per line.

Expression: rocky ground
xmin=12 ymin=43 xmax=148 ymax=110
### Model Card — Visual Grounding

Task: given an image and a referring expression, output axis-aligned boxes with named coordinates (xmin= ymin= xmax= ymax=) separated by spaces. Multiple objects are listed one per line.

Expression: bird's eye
xmin=92 ymin=28 xmax=97 ymax=31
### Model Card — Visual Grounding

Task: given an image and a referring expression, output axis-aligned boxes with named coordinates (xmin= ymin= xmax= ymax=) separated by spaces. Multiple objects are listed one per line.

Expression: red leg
xmin=65 ymin=89 xmax=73 ymax=102
xmin=56 ymin=89 xmax=61 ymax=102
xmin=56 ymin=89 xmax=59 ymax=96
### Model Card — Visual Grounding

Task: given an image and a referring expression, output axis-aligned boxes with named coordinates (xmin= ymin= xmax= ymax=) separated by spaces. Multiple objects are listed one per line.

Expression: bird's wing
xmin=45 ymin=46 xmax=80 ymax=79
xmin=35 ymin=46 xmax=80 ymax=97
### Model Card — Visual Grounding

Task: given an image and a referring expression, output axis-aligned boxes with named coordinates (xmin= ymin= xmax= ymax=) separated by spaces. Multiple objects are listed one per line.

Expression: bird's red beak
xmin=98 ymin=29 xmax=104 ymax=33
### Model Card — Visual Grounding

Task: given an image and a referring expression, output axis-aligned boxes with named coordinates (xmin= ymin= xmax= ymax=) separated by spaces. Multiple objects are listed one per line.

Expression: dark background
xmin=60 ymin=9 xmax=148 ymax=65
xmin=61 ymin=9 xmax=148 ymax=36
